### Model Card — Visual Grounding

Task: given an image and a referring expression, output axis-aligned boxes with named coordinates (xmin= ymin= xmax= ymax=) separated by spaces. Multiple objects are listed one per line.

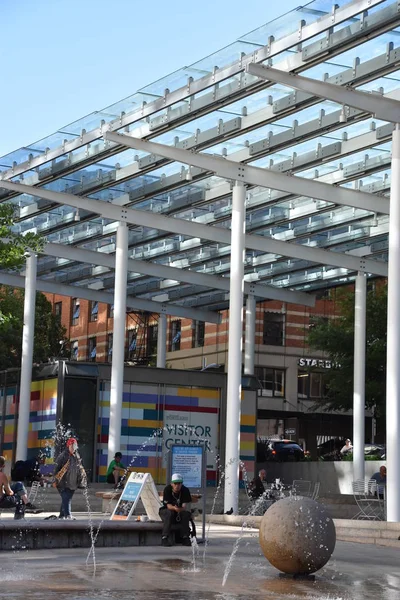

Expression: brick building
xmin=45 ymin=286 xmax=358 ymax=457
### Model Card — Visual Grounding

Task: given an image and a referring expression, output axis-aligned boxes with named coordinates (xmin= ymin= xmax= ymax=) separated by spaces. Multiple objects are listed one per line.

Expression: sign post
xmin=110 ymin=472 xmax=162 ymax=521
xmin=169 ymin=444 xmax=206 ymax=542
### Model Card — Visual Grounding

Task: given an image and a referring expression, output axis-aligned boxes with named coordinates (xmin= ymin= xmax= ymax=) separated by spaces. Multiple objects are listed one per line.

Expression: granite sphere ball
xmin=259 ymin=496 xmax=336 ymax=575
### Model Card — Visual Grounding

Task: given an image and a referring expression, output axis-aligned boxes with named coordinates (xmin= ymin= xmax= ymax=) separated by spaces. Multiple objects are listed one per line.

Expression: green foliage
xmin=307 ymin=283 xmax=386 ymax=415
xmin=0 ymin=204 xmax=43 ymax=271
xmin=0 ymin=288 xmax=69 ymax=370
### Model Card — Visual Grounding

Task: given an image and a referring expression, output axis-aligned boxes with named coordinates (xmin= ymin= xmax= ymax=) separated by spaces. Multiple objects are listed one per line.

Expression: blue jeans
xmin=58 ymin=488 xmax=75 ymax=518
xmin=10 ymin=481 xmax=27 ymax=498
xmin=0 ymin=482 xmax=26 ymax=518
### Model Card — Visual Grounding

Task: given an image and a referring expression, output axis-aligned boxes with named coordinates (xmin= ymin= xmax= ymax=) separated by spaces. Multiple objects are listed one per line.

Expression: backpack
xmin=11 ymin=460 xmax=27 ymax=482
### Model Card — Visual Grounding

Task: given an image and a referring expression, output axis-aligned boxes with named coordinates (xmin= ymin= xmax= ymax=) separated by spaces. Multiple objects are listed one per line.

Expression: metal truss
xmin=0 ymin=180 xmax=386 ymax=279
xmin=0 ymin=271 xmax=220 ymax=323
xmin=247 ymin=63 xmax=400 ymax=122
xmin=43 ymin=241 xmax=314 ymax=305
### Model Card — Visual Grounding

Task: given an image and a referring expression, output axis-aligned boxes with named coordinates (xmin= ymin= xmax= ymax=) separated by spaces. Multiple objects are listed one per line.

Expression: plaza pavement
xmin=0 ymin=520 xmax=398 ymax=599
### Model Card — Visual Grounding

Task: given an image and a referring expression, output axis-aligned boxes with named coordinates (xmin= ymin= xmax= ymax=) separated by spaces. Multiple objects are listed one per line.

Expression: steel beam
xmin=247 ymin=63 xmax=400 ymax=123
xmin=0 ymin=272 xmax=221 ymax=324
xmin=0 ymin=181 xmax=387 ymax=279
xmin=104 ymin=132 xmax=389 ymax=215
xmin=43 ymin=242 xmax=314 ymax=306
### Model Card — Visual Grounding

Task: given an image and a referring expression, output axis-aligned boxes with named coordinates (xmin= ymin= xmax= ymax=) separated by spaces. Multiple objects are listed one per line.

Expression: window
xmin=192 ymin=321 xmax=205 ymax=348
xmin=88 ymin=337 xmax=97 ymax=362
xmin=297 ymin=370 xmax=328 ymax=400
xmin=71 ymin=298 xmax=80 ymax=326
xmin=90 ymin=301 xmax=98 ymax=322
xmin=128 ymin=329 xmax=137 ymax=357
xmin=108 ymin=304 xmax=114 ymax=319
xmin=107 ymin=333 xmax=113 ymax=359
xmin=147 ymin=324 xmax=158 ymax=355
xmin=254 ymin=367 xmax=285 ymax=397
xmin=71 ymin=341 xmax=78 ymax=361
xmin=170 ymin=320 xmax=181 ymax=351
xmin=54 ymin=302 xmax=62 ymax=323
xmin=263 ymin=312 xmax=284 ymax=346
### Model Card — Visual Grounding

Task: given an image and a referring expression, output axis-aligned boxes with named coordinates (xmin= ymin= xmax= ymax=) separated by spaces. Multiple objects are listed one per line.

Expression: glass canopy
xmin=0 ymin=0 xmax=395 ymax=318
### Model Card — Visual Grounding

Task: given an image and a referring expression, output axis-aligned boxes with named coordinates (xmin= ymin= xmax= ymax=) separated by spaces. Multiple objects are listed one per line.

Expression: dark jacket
xmin=248 ymin=476 xmax=265 ymax=500
xmin=55 ymin=450 xmax=84 ymax=491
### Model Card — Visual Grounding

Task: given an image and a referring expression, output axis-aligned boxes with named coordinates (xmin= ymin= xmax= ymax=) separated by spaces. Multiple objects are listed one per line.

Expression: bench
xmin=95 ymin=490 xmax=202 ymax=514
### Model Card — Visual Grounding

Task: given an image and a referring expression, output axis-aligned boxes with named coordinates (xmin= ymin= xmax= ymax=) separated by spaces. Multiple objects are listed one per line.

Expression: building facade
xmin=45 ymin=286 xmax=363 ymax=458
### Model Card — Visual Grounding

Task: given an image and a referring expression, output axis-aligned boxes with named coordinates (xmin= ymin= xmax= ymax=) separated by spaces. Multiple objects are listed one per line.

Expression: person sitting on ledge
xmin=0 ymin=456 xmax=41 ymax=519
xmin=371 ymin=465 xmax=386 ymax=499
xmin=159 ymin=473 xmax=192 ymax=547
xmin=106 ymin=452 xmax=126 ymax=489
xmin=248 ymin=469 xmax=267 ymax=500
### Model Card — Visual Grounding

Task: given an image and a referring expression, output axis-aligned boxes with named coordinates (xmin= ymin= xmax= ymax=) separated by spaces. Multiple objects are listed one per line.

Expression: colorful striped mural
xmin=0 ymin=378 xmax=57 ymax=462
xmin=0 ymin=371 xmax=257 ymax=487
xmin=97 ymin=380 xmax=221 ymax=486
xmin=239 ymin=390 xmax=257 ymax=485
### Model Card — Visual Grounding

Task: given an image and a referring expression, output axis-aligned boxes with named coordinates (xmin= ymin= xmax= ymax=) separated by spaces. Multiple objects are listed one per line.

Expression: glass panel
xmin=310 ymin=373 xmax=322 ymax=398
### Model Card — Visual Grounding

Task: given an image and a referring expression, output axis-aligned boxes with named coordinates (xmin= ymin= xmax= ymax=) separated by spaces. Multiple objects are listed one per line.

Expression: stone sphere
xmin=259 ymin=496 xmax=336 ymax=575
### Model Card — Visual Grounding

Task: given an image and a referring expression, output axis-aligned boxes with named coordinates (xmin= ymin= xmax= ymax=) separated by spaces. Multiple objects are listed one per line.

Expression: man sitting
xmin=248 ymin=469 xmax=267 ymax=500
xmin=11 ymin=452 xmax=46 ymax=487
xmin=0 ymin=456 xmax=41 ymax=519
xmin=106 ymin=452 xmax=126 ymax=489
xmin=371 ymin=465 xmax=386 ymax=499
xmin=159 ymin=473 xmax=192 ymax=547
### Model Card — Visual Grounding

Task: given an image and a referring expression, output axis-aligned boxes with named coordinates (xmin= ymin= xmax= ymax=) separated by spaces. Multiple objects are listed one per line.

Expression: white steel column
xmin=108 ymin=222 xmax=128 ymax=462
xmin=16 ymin=253 xmax=37 ymax=461
xmin=387 ymin=124 xmax=400 ymax=522
xmin=157 ymin=313 xmax=167 ymax=368
xmin=353 ymin=272 xmax=366 ymax=482
xmin=224 ymin=182 xmax=246 ymax=514
xmin=244 ymin=295 xmax=256 ymax=375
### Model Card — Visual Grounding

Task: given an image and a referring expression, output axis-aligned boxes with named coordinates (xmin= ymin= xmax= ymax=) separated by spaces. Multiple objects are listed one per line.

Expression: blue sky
xmin=0 ymin=0 xmax=302 ymax=157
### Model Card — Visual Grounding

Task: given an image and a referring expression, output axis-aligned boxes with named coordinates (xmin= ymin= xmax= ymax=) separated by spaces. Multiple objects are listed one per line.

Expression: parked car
xmin=317 ymin=438 xmax=386 ymax=461
xmin=258 ymin=439 xmax=305 ymax=462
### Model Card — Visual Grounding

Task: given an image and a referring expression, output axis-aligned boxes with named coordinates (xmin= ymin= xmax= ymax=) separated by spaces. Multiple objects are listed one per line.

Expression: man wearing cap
xmin=159 ymin=473 xmax=192 ymax=547
xmin=53 ymin=437 xmax=86 ymax=519
xmin=106 ymin=452 xmax=126 ymax=489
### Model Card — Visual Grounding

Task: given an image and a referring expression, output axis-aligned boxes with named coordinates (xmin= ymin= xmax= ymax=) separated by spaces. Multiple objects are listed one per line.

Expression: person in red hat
xmin=53 ymin=437 xmax=86 ymax=519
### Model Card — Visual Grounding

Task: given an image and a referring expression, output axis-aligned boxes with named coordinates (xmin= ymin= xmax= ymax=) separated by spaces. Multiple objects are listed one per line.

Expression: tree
xmin=0 ymin=204 xmax=43 ymax=271
xmin=0 ymin=288 xmax=69 ymax=370
xmin=0 ymin=202 xmax=44 ymax=330
xmin=307 ymin=283 xmax=387 ymax=416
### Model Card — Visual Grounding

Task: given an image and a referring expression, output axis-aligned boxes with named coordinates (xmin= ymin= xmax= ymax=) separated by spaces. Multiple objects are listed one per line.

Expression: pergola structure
xmin=0 ymin=0 xmax=399 ymax=517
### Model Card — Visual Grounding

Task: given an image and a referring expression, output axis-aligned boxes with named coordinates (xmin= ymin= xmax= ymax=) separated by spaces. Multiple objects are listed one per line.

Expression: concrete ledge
xmin=0 ymin=519 xmax=163 ymax=550
xmin=203 ymin=514 xmax=400 ymax=548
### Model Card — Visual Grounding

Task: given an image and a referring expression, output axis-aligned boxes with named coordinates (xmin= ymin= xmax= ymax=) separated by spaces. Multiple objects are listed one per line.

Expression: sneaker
xmin=25 ymin=502 xmax=38 ymax=510
xmin=181 ymin=537 xmax=192 ymax=547
xmin=64 ymin=515 xmax=76 ymax=520
xmin=161 ymin=536 xmax=173 ymax=547
xmin=25 ymin=507 xmax=43 ymax=514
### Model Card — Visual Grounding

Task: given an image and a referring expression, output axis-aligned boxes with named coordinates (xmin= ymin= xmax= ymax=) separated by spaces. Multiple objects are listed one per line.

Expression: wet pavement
xmin=0 ymin=524 xmax=398 ymax=599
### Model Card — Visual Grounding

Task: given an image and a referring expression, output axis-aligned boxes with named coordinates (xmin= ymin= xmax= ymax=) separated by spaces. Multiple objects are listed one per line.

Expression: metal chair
xmin=292 ymin=480 xmax=312 ymax=497
xmin=311 ymin=482 xmax=320 ymax=501
xmin=352 ymin=479 xmax=385 ymax=520
xmin=28 ymin=481 xmax=41 ymax=504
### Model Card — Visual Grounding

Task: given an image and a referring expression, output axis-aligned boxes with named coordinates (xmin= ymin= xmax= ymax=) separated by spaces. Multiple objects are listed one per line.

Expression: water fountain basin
xmin=0 ymin=518 xmax=164 ymax=550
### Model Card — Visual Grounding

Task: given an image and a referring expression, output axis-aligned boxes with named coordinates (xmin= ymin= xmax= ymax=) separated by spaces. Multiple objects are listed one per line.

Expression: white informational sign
xmin=110 ymin=472 xmax=162 ymax=521
xmin=162 ymin=409 xmax=218 ymax=471
xmin=171 ymin=445 xmax=204 ymax=489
